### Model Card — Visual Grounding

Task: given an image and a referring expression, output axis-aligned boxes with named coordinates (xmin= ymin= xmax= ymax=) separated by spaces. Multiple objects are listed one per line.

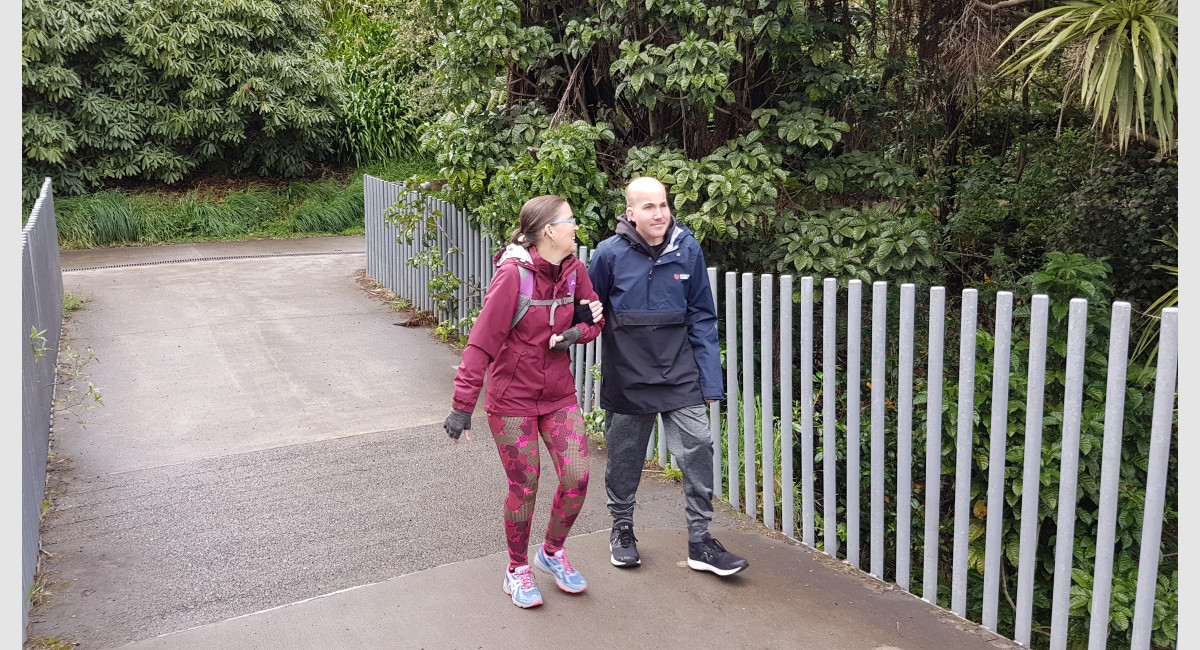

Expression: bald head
xmin=625 ymin=176 xmax=666 ymax=208
xmin=624 ymin=176 xmax=672 ymax=246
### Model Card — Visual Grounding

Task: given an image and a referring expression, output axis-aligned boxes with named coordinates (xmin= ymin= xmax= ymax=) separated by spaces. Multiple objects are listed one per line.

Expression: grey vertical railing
xmin=725 ymin=272 xmax=740 ymax=511
xmin=708 ymin=267 xmax=721 ymax=502
xmin=1087 ymin=302 xmax=1132 ymax=650
xmin=364 ymin=175 xmax=498 ymax=330
xmin=1050 ymin=299 xmax=1089 ymax=650
xmin=982 ymin=291 xmax=1014 ymax=630
xmin=846 ymin=280 xmax=862 ymax=569
xmin=800 ymin=277 xmax=815 ymax=547
xmin=583 ymin=329 xmax=596 ymax=413
xmin=363 ymin=197 xmax=1180 ymax=650
xmin=921 ymin=287 xmax=946 ymax=604
xmin=1014 ymin=295 xmax=1049 ymax=644
xmin=779 ymin=275 xmax=794 ymax=538
xmin=870 ymin=281 xmax=887 ymax=578
xmin=896 ymin=284 xmax=915 ymax=590
xmin=590 ymin=319 xmax=602 ymax=414
xmin=822 ymin=278 xmax=837 ymax=556
xmin=951 ymin=289 xmax=979 ymax=617
xmin=742 ymin=272 xmax=755 ymax=518
xmin=22 ymin=178 xmax=65 ymax=634
xmin=1131 ymin=308 xmax=1177 ymax=650
xmin=760 ymin=275 xmax=774 ymax=530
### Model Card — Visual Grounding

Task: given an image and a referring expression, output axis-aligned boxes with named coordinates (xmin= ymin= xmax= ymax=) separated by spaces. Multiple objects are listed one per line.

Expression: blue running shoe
xmin=502 ymin=565 xmax=543 ymax=608
xmin=533 ymin=544 xmax=587 ymax=594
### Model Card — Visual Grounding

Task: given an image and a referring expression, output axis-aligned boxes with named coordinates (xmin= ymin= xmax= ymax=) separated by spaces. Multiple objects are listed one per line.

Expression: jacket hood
xmin=493 ymin=243 xmax=534 ymax=269
xmin=493 ymin=243 xmax=578 ymax=281
xmin=616 ymin=215 xmax=690 ymax=258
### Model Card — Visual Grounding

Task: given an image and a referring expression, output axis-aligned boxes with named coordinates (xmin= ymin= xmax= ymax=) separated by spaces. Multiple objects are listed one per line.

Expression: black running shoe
xmin=687 ymin=534 xmax=748 ymax=576
xmin=609 ymin=523 xmax=641 ymax=567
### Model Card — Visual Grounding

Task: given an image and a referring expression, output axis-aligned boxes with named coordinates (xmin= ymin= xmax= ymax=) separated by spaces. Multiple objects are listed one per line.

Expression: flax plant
xmin=1131 ymin=232 xmax=1177 ymax=368
xmin=996 ymin=0 xmax=1177 ymax=156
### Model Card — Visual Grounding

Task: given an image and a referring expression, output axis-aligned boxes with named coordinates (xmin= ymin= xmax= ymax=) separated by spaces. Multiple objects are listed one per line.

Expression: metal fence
xmin=364 ymin=181 xmax=1178 ymax=649
xmin=21 ymin=177 xmax=64 ymax=631
xmin=720 ymin=278 xmax=1177 ymax=650
xmin=364 ymin=175 xmax=499 ymax=331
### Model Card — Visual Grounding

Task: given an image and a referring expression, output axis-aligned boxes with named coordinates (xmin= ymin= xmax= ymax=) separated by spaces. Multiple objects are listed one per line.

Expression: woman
xmin=443 ymin=195 xmax=604 ymax=609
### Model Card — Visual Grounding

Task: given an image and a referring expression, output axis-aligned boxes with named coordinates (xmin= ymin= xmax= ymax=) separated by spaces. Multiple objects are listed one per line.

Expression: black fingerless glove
xmin=572 ymin=302 xmax=595 ymax=326
xmin=444 ymin=408 xmax=472 ymax=439
xmin=550 ymin=327 xmax=583 ymax=352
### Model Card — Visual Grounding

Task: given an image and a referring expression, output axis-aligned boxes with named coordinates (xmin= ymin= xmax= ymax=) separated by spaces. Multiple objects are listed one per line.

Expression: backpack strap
xmin=509 ymin=266 xmax=535 ymax=331
xmin=509 ymin=267 xmax=576 ymax=330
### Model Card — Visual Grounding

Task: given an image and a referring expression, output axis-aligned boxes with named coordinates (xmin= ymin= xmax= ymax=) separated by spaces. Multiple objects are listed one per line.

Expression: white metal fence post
xmin=951 ymin=288 xmax=979 ymax=617
xmin=982 ymin=291 xmax=1014 ymax=630
xmin=846 ymin=280 xmax=863 ymax=569
xmin=922 ymin=286 xmax=945 ymax=604
xmin=896 ymin=284 xmax=915 ymax=590
xmin=1015 ymin=295 xmax=1050 ymax=644
xmin=801 ymin=277 xmax=815 ymax=546
xmin=761 ymin=274 xmax=775 ymax=530
xmin=742 ymin=272 xmax=756 ymax=519
xmin=1050 ymin=299 xmax=1090 ymax=650
xmin=709 ymin=267 xmax=722 ymax=501
xmin=822 ymin=278 xmax=838 ymax=557
xmin=1130 ymin=307 xmax=1178 ymax=650
xmin=870 ymin=281 xmax=887 ymax=578
xmin=726 ymin=272 xmax=740 ymax=511
xmin=1087 ymin=302 xmax=1133 ymax=650
xmin=781 ymin=275 xmax=795 ymax=539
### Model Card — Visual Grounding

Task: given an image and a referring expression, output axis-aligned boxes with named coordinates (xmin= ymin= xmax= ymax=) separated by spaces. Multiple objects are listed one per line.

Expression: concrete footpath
xmin=30 ymin=235 xmax=1016 ymax=649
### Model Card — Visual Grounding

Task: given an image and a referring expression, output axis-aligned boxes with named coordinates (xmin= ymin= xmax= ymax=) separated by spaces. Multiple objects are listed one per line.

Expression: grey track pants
xmin=604 ymin=404 xmax=713 ymax=543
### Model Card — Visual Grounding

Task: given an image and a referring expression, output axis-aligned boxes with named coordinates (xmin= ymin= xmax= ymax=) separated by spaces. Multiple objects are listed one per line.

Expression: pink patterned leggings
xmin=488 ymin=405 xmax=589 ymax=570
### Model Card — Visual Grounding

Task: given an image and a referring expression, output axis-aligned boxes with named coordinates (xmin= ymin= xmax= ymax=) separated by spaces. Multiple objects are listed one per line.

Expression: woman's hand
xmin=548 ymin=327 xmax=582 ymax=351
xmin=580 ymin=299 xmax=603 ymax=323
xmin=444 ymin=408 xmax=472 ymax=443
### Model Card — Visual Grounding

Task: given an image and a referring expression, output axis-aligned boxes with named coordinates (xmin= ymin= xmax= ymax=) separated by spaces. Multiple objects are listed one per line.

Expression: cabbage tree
xmin=996 ymin=0 xmax=1177 ymax=156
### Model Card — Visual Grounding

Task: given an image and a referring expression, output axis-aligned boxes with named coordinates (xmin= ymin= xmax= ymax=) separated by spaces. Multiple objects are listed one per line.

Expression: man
xmin=586 ymin=176 xmax=749 ymax=576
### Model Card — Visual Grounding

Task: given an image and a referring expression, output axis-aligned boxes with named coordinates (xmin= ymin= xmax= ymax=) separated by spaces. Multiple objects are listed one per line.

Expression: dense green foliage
xmin=22 ymin=0 xmax=344 ymax=202
xmin=413 ymin=0 xmax=1176 ymax=308
xmin=418 ymin=0 xmax=864 ymax=271
xmin=321 ymin=0 xmax=437 ymax=165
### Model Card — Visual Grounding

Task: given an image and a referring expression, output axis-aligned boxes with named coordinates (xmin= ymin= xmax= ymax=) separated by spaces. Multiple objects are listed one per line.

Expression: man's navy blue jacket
xmin=587 ymin=216 xmax=725 ymax=415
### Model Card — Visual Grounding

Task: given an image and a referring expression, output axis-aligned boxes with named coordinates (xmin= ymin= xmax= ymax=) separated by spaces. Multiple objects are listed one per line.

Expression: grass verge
xmin=52 ymin=158 xmax=438 ymax=249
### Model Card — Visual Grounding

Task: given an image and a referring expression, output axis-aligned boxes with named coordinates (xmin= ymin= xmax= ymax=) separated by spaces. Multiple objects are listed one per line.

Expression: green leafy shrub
xmin=768 ymin=205 xmax=941 ymax=286
xmin=945 ymin=128 xmax=1104 ymax=287
xmin=1045 ymin=154 xmax=1178 ymax=312
xmin=481 ymin=120 xmax=617 ymax=246
xmin=322 ymin=0 xmax=434 ymax=165
xmin=22 ymin=0 xmax=344 ymax=202
xmin=417 ymin=0 xmax=860 ymax=264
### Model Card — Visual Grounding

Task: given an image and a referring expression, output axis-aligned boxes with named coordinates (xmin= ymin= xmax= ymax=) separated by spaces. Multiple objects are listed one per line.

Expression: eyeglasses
xmin=548 ymin=218 xmax=576 ymax=226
